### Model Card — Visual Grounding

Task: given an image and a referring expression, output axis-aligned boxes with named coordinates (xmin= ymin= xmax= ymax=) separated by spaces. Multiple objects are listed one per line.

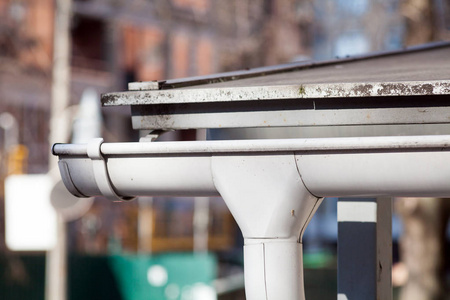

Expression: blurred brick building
xmin=0 ymin=0 xmax=312 ymax=254
xmin=0 ymin=0 xmax=311 ymax=172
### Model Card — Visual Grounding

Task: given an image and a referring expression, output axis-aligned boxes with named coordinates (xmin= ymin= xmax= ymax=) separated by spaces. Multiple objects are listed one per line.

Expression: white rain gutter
xmin=53 ymin=135 xmax=450 ymax=300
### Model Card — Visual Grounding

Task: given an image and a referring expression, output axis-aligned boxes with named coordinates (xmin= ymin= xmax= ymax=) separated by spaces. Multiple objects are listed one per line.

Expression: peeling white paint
xmin=102 ymin=80 xmax=450 ymax=106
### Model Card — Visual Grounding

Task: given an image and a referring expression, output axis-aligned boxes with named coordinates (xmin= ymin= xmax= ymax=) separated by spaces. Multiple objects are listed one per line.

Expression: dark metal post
xmin=337 ymin=197 xmax=392 ymax=300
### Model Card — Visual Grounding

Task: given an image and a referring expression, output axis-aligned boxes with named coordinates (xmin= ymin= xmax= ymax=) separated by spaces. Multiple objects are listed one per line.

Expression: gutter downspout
xmin=53 ymin=135 xmax=450 ymax=300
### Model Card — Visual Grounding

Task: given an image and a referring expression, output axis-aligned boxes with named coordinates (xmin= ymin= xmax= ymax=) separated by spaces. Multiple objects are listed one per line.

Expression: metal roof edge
xmin=141 ymin=40 xmax=450 ymax=91
xmin=102 ymin=79 xmax=450 ymax=106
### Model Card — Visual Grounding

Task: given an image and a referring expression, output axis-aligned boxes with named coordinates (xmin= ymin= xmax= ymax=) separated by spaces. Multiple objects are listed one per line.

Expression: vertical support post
xmin=193 ymin=129 xmax=209 ymax=253
xmin=193 ymin=197 xmax=210 ymax=253
xmin=337 ymin=197 xmax=392 ymax=300
xmin=137 ymin=197 xmax=154 ymax=253
xmin=48 ymin=0 xmax=72 ymax=165
xmin=46 ymin=0 xmax=72 ymax=300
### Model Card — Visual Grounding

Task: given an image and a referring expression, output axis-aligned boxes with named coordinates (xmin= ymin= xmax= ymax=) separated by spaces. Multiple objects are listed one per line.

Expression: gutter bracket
xmin=139 ymin=130 xmax=168 ymax=142
xmin=87 ymin=138 xmax=135 ymax=202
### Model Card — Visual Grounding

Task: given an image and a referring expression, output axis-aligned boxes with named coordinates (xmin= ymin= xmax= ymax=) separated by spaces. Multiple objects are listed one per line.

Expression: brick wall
xmin=0 ymin=0 xmax=55 ymax=71
xmin=171 ymin=0 xmax=211 ymax=14
xmin=170 ymin=31 xmax=191 ymax=79
xmin=122 ymin=22 xmax=165 ymax=81
xmin=23 ymin=0 xmax=54 ymax=70
xmin=196 ymin=36 xmax=214 ymax=76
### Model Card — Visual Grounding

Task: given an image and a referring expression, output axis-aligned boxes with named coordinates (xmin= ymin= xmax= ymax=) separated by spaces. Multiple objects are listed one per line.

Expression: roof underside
xmin=102 ymin=42 xmax=450 ymax=106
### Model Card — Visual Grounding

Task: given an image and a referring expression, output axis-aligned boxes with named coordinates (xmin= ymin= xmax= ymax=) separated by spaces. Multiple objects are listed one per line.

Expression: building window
xmin=71 ymin=16 xmax=107 ymax=71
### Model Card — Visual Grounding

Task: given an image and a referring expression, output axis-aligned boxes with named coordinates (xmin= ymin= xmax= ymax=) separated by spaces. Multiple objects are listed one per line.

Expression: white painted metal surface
xmin=105 ymin=80 xmax=450 ymax=105
xmin=245 ymin=240 xmax=305 ymax=300
xmin=130 ymin=106 xmax=450 ymax=130
xmin=53 ymin=134 xmax=450 ymax=155
xmin=211 ymin=155 xmax=320 ymax=300
xmin=54 ymin=135 xmax=450 ymax=199
xmin=53 ymin=135 xmax=450 ymax=300
xmin=376 ymin=198 xmax=393 ymax=300
xmin=297 ymin=151 xmax=450 ymax=197
xmin=337 ymin=202 xmax=378 ymax=223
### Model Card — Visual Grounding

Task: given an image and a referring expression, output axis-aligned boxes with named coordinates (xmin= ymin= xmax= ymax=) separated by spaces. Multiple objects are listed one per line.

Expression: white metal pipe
xmin=210 ymin=154 xmax=320 ymax=239
xmin=245 ymin=239 xmax=305 ymax=299
xmin=57 ymin=155 xmax=218 ymax=198
xmin=209 ymin=154 xmax=320 ymax=300
xmin=108 ymin=156 xmax=217 ymax=197
xmin=53 ymin=135 xmax=450 ymax=156
xmin=53 ymin=135 xmax=450 ymax=300
xmin=53 ymin=135 xmax=450 ymax=199
xmin=297 ymin=151 xmax=450 ymax=198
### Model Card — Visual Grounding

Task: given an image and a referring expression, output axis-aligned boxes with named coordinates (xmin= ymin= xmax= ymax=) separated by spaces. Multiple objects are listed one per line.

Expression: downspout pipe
xmin=53 ymin=135 xmax=450 ymax=300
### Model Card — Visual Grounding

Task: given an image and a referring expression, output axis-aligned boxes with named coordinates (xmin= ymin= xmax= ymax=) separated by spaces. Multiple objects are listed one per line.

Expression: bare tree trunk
xmin=396 ymin=198 xmax=450 ymax=300
xmin=400 ymin=0 xmax=437 ymax=45
xmin=396 ymin=1 xmax=450 ymax=299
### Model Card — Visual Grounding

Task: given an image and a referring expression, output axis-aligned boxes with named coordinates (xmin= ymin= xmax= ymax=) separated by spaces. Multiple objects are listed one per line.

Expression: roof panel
xmin=195 ymin=46 xmax=450 ymax=88
xmin=102 ymin=42 xmax=450 ymax=106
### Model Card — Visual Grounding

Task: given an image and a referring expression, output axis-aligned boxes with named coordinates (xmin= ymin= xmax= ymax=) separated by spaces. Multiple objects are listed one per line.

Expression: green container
xmin=109 ymin=253 xmax=217 ymax=300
